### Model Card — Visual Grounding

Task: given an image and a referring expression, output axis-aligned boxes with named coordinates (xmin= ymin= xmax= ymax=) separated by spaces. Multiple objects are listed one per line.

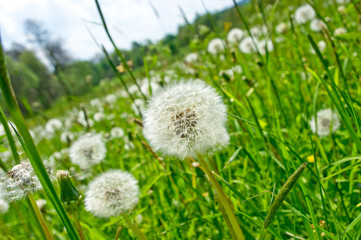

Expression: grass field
xmin=0 ymin=0 xmax=361 ymax=239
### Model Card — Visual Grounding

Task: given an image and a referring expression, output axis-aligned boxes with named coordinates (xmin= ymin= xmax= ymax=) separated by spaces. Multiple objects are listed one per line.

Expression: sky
xmin=0 ymin=0 xmax=235 ymax=63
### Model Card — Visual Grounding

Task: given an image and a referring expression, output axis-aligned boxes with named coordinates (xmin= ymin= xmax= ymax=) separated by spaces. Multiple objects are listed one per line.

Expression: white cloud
xmin=0 ymin=0 xmax=234 ymax=61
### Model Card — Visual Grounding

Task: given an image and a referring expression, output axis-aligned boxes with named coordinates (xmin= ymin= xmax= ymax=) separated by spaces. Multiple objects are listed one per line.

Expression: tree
xmin=24 ymin=19 xmax=72 ymax=99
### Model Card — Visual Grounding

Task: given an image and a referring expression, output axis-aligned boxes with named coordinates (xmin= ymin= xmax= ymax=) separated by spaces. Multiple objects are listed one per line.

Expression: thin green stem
xmin=123 ymin=214 xmax=148 ymax=240
xmin=197 ymin=154 xmax=245 ymax=240
xmin=28 ymin=193 xmax=54 ymax=240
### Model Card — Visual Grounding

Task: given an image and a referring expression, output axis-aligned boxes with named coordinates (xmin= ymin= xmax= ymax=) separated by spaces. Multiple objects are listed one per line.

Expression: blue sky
xmin=0 ymin=0 xmax=235 ymax=62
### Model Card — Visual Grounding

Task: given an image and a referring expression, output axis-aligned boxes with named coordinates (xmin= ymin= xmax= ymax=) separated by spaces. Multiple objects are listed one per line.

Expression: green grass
xmin=1 ymin=0 xmax=361 ymax=239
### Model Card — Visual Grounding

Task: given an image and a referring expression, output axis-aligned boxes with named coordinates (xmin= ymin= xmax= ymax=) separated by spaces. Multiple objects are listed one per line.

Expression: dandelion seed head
xmin=110 ymin=127 xmax=124 ymax=139
xmin=295 ymin=4 xmax=315 ymax=24
xmin=309 ymin=109 xmax=341 ymax=137
xmin=143 ymin=80 xmax=229 ymax=159
xmin=334 ymin=27 xmax=347 ymax=36
xmin=258 ymin=39 xmax=274 ymax=55
xmin=207 ymin=38 xmax=225 ymax=54
xmin=310 ymin=19 xmax=326 ymax=32
xmin=227 ymin=28 xmax=245 ymax=44
xmin=84 ymin=170 xmax=139 ymax=218
xmin=0 ymin=160 xmax=53 ymax=201
xmin=185 ymin=53 xmax=198 ymax=63
xmin=69 ymin=133 xmax=106 ymax=168
xmin=60 ymin=131 xmax=74 ymax=143
xmin=93 ymin=112 xmax=105 ymax=122
xmin=239 ymin=36 xmax=258 ymax=54
xmin=45 ymin=118 xmax=63 ymax=134
xmin=276 ymin=22 xmax=288 ymax=34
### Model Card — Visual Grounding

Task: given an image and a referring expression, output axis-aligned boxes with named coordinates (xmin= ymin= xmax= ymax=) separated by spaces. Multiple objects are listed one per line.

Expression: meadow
xmin=0 ymin=0 xmax=361 ymax=239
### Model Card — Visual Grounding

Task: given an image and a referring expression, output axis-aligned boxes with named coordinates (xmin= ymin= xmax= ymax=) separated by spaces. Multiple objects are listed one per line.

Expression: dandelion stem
xmin=197 ymin=154 xmax=244 ymax=240
xmin=123 ymin=214 xmax=148 ymax=240
xmin=73 ymin=212 xmax=85 ymax=240
xmin=28 ymin=193 xmax=54 ymax=240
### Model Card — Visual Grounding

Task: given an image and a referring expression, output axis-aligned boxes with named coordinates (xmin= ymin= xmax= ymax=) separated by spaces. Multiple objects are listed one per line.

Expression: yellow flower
xmin=307 ymin=155 xmax=315 ymax=163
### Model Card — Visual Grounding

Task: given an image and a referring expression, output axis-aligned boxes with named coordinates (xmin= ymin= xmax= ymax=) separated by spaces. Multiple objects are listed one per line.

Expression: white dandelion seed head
xmin=143 ymin=80 xmax=230 ymax=159
xmin=239 ymin=36 xmax=258 ymax=54
xmin=232 ymin=65 xmax=243 ymax=74
xmin=45 ymin=118 xmax=63 ymax=134
xmin=295 ymin=4 xmax=316 ymax=24
xmin=250 ymin=25 xmax=267 ymax=38
xmin=105 ymin=94 xmax=117 ymax=104
xmin=336 ymin=0 xmax=350 ymax=4
xmin=309 ymin=109 xmax=341 ymax=137
xmin=60 ymin=131 xmax=74 ymax=143
xmin=185 ymin=53 xmax=198 ymax=64
xmin=337 ymin=5 xmax=346 ymax=14
xmin=276 ymin=22 xmax=288 ymax=34
xmin=110 ymin=127 xmax=124 ymax=139
xmin=207 ymin=38 xmax=225 ymax=54
xmin=334 ymin=27 xmax=347 ymax=36
xmin=227 ymin=28 xmax=245 ymax=44
xmin=311 ymin=40 xmax=327 ymax=54
xmin=0 ymin=160 xmax=53 ymax=201
xmin=93 ymin=112 xmax=105 ymax=122
xmin=258 ymin=39 xmax=274 ymax=55
xmin=310 ymin=19 xmax=327 ymax=32
xmin=69 ymin=133 xmax=106 ymax=168
xmin=90 ymin=98 xmax=102 ymax=107
xmin=84 ymin=170 xmax=139 ymax=218
xmin=0 ymin=198 xmax=9 ymax=214
xmin=219 ymin=69 xmax=234 ymax=79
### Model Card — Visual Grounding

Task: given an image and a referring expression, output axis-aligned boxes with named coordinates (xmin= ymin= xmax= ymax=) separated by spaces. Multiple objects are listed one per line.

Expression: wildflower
xmin=276 ymin=22 xmax=288 ymax=34
xmin=232 ymin=65 xmax=243 ymax=74
xmin=309 ymin=109 xmax=341 ymax=137
xmin=90 ymin=98 xmax=102 ymax=108
xmin=93 ymin=112 xmax=105 ymax=122
xmin=337 ymin=5 xmax=346 ymax=14
xmin=295 ymin=4 xmax=315 ymax=24
xmin=258 ymin=39 xmax=274 ymax=55
xmin=227 ymin=28 xmax=245 ymax=44
xmin=60 ymin=131 xmax=74 ymax=143
xmin=185 ymin=53 xmax=198 ymax=64
xmin=239 ymin=36 xmax=258 ymax=54
xmin=105 ymin=94 xmax=117 ymax=104
xmin=307 ymin=155 xmax=315 ymax=163
xmin=310 ymin=19 xmax=326 ymax=32
xmin=336 ymin=0 xmax=350 ymax=4
xmin=143 ymin=80 xmax=229 ymax=159
xmin=0 ymin=160 xmax=53 ymax=201
xmin=250 ymin=25 xmax=267 ymax=38
xmin=0 ymin=198 xmax=9 ymax=214
xmin=311 ymin=40 xmax=327 ymax=54
xmin=77 ymin=111 xmax=94 ymax=128
xmin=69 ymin=133 xmax=106 ymax=168
xmin=207 ymin=38 xmax=225 ymax=54
xmin=45 ymin=118 xmax=63 ymax=134
xmin=84 ymin=170 xmax=139 ymax=218
xmin=334 ymin=27 xmax=347 ymax=36
xmin=110 ymin=127 xmax=124 ymax=139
